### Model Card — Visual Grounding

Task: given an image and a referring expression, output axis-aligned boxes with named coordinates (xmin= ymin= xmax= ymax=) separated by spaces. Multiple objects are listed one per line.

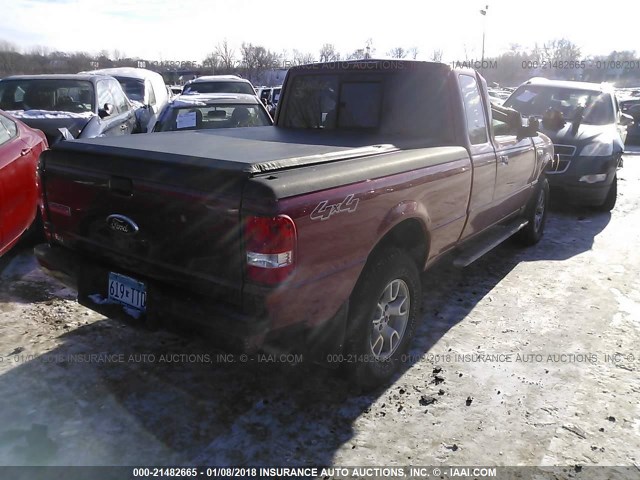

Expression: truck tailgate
xmin=40 ymin=147 xmax=248 ymax=305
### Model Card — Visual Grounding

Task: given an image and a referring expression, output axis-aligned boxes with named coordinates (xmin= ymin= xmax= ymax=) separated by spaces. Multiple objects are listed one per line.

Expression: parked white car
xmin=152 ymin=93 xmax=272 ymax=132
xmin=80 ymin=67 xmax=170 ymax=133
xmin=169 ymin=85 xmax=183 ymax=97
xmin=182 ymin=75 xmax=256 ymax=96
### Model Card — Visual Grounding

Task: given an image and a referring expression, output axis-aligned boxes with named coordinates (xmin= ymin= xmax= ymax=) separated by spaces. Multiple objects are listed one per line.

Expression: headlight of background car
xmin=579 ymin=141 xmax=613 ymax=156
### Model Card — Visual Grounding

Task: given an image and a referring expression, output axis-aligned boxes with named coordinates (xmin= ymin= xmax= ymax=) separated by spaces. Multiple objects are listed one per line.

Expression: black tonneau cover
xmin=53 ymin=127 xmax=400 ymax=174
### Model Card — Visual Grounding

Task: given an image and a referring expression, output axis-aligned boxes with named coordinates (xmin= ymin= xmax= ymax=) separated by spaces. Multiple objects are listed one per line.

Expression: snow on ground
xmin=0 ymin=153 xmax=638 ymax=472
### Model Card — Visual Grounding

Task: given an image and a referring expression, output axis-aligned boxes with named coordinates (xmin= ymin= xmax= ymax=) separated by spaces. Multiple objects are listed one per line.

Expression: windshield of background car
xmin=280 ymin=69 xmax=454 ymax=142
xmin=504 ymin=86 xmax=614 ymax=125
xmin=0 ymin=79 xmax=95 ymax=113
xmin=182 ymin=81 xmax=255 ymax=95
xmin=260 ymin=89 xmax=271 ymax=102
xmin=115 ymin=78 xmax=145 ymax=103
xmin=155 ymin=103 xmax=272 ymax=131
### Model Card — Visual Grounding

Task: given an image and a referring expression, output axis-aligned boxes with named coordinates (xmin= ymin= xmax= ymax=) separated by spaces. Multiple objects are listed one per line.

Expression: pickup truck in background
xmin=35 ymin=60 xmax=553 ymax=389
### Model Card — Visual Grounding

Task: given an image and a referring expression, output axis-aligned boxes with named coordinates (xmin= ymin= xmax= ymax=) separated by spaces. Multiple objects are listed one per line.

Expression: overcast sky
xmin=1 ymin=0 xmax=638 ymax=62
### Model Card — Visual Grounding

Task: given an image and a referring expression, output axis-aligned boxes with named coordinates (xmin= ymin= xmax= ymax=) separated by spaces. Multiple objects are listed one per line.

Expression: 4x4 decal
xmin=310 ymin=194 xmax=359 ymax=221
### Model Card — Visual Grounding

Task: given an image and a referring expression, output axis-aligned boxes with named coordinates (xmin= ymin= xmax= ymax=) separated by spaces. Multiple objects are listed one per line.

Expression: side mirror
xmin=506 ymin=109 xmax=522 ymax=132
xmin=620 ymin=112 xmax=634 ymax=127
xmin=517 ymin=116 xmax=539 ymax=139
xmin=98 ymin=103 xmax=114 ymax=119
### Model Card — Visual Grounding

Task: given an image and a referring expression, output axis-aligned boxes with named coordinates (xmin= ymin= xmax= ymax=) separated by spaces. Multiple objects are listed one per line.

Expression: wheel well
xmin=371 ymin=219 xmax=429 ymax=269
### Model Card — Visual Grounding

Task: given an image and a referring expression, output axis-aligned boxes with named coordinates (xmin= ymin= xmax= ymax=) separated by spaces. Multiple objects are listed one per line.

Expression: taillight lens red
xmin=244 ymin=215 xmax=296 ymax=285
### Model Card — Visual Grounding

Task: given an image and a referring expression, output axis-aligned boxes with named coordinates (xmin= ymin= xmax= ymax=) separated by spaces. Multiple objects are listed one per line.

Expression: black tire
xmin=598 ymin=175 xmax=617 ymax=212
xmin=515 ymin=177 xmax=549 ymax=246
xmin=344 ymin=249 xmax=421 ymax=391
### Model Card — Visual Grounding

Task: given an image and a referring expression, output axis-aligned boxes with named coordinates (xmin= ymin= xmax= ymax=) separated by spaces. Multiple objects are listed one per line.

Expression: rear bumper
xmin=547 ymin=154 xmax=620 ymax=206
xmin=33 ymin=244 xmax=347 ymax=357
xmin=34 ymin=244 xmax=269 ymax=352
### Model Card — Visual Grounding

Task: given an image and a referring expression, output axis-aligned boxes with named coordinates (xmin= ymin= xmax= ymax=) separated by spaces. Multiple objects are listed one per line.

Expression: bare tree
xmin=29 ymin=45 xmax=50 ymax=57
xmin=319 ymin=43 xmax=340 ymax=62
xmin=203 ymin=52 xmax=221 ymax=73
xmin=542 ymin=38 xmax=581 ymax=63
xmin=291 ymin=49 xmax=315 ymax=66
xmin=67 ymin=52 xmax=93 ymax=73
xmin=508 ymin=43 xmax=522 ymax=54
xmin=408 ymin=46 xmax=419 ymax=60
xmin=0 ymin=40 xmax=20 ymax=76
xmin=112 ymin=49 xmax=124 ymax=61
xmin=240 ymin=43 xmax=280 ymax=83
xmin=430 ymin=49 xmax=443 ymax=62
xmin=387 ymin=47 xmax=407 ymax=59
xmin=215 ymin=40 xmax=237 ymax=72
xmin=365 ymin=38 xmax=375 ymax=59
xmin=0 ymin=39 xmax=18 ymax=52
xmin=346 ymin=39 xmax=376 ymax=61
xmin=346 ymin=48 xmax=366 ymax=60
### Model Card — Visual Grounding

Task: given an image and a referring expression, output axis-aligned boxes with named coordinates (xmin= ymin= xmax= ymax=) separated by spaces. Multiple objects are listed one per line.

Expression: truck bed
xmin=55 ymin=127 xmax=402 ymax=174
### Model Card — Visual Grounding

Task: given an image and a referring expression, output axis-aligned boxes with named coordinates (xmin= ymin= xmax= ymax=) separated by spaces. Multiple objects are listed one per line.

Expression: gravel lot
xmin=0 ymin=150 xmax=638 ymax=473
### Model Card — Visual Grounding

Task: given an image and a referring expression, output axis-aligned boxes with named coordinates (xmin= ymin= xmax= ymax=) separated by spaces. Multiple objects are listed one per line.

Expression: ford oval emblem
xmin=106 ymin=214 xmax=139 ymax=234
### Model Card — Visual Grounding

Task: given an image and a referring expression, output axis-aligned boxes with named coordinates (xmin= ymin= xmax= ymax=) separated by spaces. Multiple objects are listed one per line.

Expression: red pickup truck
xmin=35 ymin=60 xmax=554 ymax=388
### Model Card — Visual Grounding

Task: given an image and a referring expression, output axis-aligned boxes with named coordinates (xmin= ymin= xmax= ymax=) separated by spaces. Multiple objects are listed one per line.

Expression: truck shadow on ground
xmin=0 ymin=206 xmax=611 ymax=466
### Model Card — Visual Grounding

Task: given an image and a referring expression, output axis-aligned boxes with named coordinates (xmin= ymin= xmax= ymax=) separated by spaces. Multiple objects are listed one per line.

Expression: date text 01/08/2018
xmin=522 ymin=60 xmax=640 ymax=70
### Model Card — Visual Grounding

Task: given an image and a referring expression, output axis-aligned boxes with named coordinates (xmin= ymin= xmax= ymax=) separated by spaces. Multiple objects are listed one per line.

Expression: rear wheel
xmin=515 ymin=177 xmax=549 ymax=246
xmin=345 ymin=249 xmax=421 ymax=390
xmin=598 ymin=175 xmax=617 ymax=212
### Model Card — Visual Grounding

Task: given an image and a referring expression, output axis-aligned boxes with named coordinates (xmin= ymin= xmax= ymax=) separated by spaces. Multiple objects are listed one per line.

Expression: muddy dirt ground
xmin=0 ymin=151 xmax=638 ymax=473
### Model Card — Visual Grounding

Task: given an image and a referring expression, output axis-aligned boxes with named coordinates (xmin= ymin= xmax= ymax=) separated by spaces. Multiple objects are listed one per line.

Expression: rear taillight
xmin=244 ymin=215 xmax=296 ymax=285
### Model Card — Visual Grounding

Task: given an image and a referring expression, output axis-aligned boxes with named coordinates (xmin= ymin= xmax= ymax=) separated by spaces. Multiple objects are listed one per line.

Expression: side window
xmin=459 ymin=74 xmax=488 ymax=145
xmin=491 ymin=108 xmax=517 ymax=138
xmin=146 ymin=80 xmax=156 ymax=107
xmin=492 ymin=117 xmax=511 ymax=137
xmin=14 ymin=86 xmax=25 ymax=102
xmin=97 ymin=80 xmax=116 ymax=112
xmin=109 ymin=80 xmax=130 ymax=114
xmin=0 ymin=115 xmax=17 ymax=145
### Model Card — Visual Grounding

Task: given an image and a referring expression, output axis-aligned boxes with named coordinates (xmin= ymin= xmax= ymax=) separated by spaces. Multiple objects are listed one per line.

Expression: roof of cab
xmin=81 ymin=67 xmax=165 ymax=83
xmin=289 ymin=58 xmax=455 ymax=73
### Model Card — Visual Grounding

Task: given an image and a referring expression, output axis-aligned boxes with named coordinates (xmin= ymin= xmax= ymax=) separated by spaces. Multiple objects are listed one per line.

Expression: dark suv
xmin=0 ymin=74 xmax=139 ymax=145
xmin=503 ymin=78 xmax=633 ymax=211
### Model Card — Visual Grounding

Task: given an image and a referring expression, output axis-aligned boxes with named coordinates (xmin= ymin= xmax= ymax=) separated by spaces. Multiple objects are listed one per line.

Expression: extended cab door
xmin=457 ymin=74 xmax=499 ymax=239
xmin=491 ymin=108 xmax=537 ymax=215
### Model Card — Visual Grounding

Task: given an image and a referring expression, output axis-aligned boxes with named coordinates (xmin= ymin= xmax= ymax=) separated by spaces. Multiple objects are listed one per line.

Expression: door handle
xmin=499 ymin=155 xmax=509 ymax=165
xmin=20 ymin=148 xmax=32 ymax=156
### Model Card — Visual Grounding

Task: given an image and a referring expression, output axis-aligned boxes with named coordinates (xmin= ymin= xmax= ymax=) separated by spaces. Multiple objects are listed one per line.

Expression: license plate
xmin=108 ymin=272 xmax=147 ymax=311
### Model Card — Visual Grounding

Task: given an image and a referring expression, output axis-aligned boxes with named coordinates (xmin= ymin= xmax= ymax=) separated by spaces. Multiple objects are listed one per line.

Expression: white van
xmin=81 ymin=67 xmax=170 ymax=132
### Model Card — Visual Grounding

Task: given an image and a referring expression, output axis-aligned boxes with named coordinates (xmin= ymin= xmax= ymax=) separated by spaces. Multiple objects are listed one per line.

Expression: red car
xmin=0 ymin=110 xmax=48 ymax=256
